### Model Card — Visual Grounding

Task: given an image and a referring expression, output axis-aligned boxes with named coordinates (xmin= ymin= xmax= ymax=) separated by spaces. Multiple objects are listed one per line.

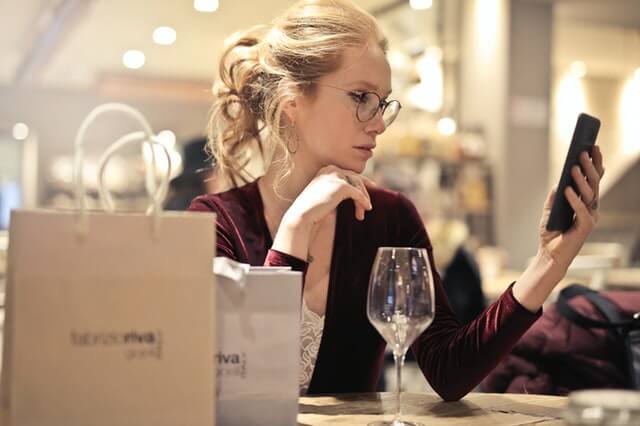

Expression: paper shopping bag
xmin=1 ymin=102 xmax=217 ymax=426
xmin=213 ymin=258 xmax=302 ymax=426
xmin=0 ymin=210 xmax=216 ymax=426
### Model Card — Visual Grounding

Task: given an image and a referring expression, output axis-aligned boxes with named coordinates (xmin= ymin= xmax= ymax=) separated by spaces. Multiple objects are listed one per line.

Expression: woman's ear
xmin=281 ymin=96 xmax=298 ymax=125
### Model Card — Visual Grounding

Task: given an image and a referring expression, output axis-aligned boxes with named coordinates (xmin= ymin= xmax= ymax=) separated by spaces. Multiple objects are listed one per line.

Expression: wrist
xmin=272 ymin=212 xmax=313 ymax=261
xmin=281 ymin=209 xmax=312 ymax=233
xmin=533 ymin=248 xmax=568 ymax=282
xmin=512 ymin=251 xmax=565 ymax=312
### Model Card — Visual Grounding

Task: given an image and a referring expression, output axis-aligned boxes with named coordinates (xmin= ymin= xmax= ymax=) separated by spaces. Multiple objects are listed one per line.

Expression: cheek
xmin=304 ymin=102 xmax=359 ymax=150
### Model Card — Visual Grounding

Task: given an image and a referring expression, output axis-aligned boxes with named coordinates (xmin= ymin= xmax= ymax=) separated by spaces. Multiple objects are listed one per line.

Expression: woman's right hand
xmin=272 ymin=165 xmax=374 ymax=261
xmin=285 ymin=165 xmax=374 ymax=225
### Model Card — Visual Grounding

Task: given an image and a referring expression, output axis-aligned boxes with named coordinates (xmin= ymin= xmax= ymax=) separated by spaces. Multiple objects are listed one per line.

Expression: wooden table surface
xmin=297 ymin=392 xmax=567 ymax=425
xmin=0 ymin=391 xmax=567 ymax=425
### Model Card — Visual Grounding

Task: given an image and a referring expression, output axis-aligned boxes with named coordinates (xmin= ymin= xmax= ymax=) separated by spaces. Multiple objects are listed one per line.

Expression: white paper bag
xmin=1 ymin=103 xmax=217 ymax=426
xmin=213 ymin=257 xmax=302 ymax=426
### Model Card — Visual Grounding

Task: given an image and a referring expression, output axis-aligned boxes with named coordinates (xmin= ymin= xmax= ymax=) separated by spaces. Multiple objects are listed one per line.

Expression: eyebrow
xmin=346 ymin=80 xmax=392 ymax=97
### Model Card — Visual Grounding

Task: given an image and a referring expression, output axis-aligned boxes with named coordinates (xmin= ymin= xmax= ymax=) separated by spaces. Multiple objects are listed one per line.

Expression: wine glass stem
xmin=393 ymin=351 xmax=406 ymax=424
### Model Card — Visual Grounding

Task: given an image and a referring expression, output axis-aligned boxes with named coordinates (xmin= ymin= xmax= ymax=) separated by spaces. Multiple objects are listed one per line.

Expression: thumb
xmin=543 ymin=186 xmax=557 ymax=212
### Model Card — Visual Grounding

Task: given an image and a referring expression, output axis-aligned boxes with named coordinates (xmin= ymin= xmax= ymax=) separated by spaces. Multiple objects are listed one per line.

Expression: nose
xmin=365 ymin=109 xmax=386 ymax=135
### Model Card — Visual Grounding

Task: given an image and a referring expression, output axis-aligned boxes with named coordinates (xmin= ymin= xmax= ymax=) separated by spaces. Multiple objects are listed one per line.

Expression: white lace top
xmin=299 ymin=298 xmax=325 ymax=395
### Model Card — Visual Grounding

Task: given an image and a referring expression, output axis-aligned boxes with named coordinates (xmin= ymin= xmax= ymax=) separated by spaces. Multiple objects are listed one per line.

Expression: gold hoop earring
xmin=286 ymin=129 xmax=299 ymax=154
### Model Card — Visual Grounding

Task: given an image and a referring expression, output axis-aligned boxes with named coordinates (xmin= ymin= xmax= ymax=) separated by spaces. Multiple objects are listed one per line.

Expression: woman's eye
xmin=348 ymin=92 xmax=365 ymax=102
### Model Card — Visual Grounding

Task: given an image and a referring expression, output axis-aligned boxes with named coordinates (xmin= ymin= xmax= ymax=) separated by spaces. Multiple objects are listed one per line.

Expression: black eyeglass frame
xmin=312 ymin=82 xmax=402 ymax=126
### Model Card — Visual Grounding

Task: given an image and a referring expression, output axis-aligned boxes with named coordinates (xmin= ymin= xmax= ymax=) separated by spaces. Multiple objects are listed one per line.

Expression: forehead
xmin=324 ymin=42 xmax=392 ymax=94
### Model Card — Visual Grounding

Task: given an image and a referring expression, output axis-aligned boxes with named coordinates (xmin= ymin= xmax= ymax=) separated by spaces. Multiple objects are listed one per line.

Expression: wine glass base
xmin=367 ymin=421 xmax=425 ymax=426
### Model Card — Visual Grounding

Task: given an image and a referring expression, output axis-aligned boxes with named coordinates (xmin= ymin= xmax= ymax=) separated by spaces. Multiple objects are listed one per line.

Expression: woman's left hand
xmin=538 ymin=145 xmax=605 ymax=276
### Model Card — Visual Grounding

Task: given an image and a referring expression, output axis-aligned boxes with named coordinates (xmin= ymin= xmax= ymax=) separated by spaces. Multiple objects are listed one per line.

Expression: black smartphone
xmin=546 ymin=113 xmax=600 ymax=232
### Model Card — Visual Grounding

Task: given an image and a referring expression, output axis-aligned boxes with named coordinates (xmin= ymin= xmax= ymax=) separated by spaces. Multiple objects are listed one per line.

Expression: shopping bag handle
xmin=73 ymin=103 xmax=155 ymax=211
xmin=72 ymin=103 xmax=168 ymax=237
xmin=96 ymin=131 xmax=171 ymax=216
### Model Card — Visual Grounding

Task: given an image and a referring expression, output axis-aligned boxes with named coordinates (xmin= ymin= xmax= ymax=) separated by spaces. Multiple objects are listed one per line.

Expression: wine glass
xmin=367 ymin=247 xmax=436 ymax=426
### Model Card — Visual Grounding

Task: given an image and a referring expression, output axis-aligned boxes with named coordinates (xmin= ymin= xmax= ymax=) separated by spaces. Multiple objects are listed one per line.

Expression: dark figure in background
xmin=442 ymin=247 xmax=486 ymax=325
xmin=164 ymin=137 xmax=216 ymax=211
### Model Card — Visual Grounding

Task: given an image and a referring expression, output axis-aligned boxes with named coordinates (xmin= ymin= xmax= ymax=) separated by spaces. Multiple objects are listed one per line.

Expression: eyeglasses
xmin=313 ymin=82 xmax=402 ymax=128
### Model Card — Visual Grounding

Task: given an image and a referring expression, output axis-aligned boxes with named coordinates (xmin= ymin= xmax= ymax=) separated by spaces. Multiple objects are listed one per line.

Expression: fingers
xmin=572 ymin=164 xmax=595 ymax=204
xmin=565 ymin=186 xmax=596 ymax=231
xmin=349 ymin=174 xmax=372 ymax=207
xmin=580 ymin=145 xmax=604 ymax=199
xmin=324 ymin=166 xmax=376 ymax=221
xmin=339 ymin=172 xmax=373 ymax=221
xmin=543 ymin=187 xmax=557 ymax=211
xmin=591 ymin=145 xmax=605 ymax=177
xmin=344 ymin=184 xmax=371 ymax=221
xmin=360 ymin=175 xmax=378 ymax=188
xmin=356 ymin=175 xmax=379 ymax=210
xmin=539 ymin=187 xmax=562 ymax=242
xmin=579 ymin=151 xmax=599 ymax=184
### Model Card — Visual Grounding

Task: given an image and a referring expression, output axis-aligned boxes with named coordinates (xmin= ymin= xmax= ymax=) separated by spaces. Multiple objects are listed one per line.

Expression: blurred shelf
xmin=605 ymin=268 xmax=640 ymax=290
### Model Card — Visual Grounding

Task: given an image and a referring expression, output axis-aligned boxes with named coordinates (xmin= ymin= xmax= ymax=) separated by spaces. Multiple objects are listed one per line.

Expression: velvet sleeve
xmin=188 ymin=195 xmax=308 ymax=275
xmin=394 ymin=193 xmax=541 ymax=401
xmin=188 ymin=195 xmax=239 ymax=260
xmin=264 ymin=249 xmax=309 ymax=275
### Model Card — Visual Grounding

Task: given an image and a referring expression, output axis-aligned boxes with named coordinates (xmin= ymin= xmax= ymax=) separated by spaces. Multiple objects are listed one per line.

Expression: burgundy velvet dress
xmin=189 ymin=179 xmax=541 ymax=401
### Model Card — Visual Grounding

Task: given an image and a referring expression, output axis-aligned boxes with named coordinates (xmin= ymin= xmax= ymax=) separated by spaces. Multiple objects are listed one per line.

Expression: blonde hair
xmin=207 ymin=0 xmax=388 ymax=189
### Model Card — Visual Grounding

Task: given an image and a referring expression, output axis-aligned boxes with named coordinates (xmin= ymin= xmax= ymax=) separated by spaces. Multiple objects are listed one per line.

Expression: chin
xmin=351 ymin=163 xmax=367 ymax=174
xmin=333 ymin=159 xmax=367 ymax=174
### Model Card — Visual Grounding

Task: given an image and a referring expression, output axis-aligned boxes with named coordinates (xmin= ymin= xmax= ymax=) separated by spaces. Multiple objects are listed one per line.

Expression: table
xmin=0 ymin=392 xmax=567 ymax=425
xmin=297 ymin=392 xmax=567 ymax=425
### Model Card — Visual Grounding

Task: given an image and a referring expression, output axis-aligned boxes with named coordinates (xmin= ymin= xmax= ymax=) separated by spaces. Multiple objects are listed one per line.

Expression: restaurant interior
xmin=1 ymin=0 xmax=639 ymax=424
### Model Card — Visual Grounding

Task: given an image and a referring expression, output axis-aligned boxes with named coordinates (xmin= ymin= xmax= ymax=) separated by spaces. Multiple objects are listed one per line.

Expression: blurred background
xmin=1 ymin=0 xmax=639 ymax=391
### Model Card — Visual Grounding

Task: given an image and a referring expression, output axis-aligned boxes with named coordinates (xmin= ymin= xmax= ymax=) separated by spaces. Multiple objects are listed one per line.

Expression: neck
xmin=259 ymin=145 xmax=323 ymax=226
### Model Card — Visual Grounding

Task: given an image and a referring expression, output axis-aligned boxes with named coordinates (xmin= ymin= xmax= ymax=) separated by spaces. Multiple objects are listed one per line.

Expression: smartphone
xmin=546 ymin=113 xmax=600 ymax=232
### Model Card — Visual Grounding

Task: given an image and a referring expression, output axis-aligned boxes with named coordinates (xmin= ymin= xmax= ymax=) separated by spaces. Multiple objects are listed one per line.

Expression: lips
xmin=353 ymin=144 xmax=376 ymax=151
xmin=353 ymin=145 xmax=375 ymax=158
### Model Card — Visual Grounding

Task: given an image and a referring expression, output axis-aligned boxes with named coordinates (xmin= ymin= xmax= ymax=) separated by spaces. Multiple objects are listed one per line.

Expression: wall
xmin=460 ymin=0 xmax=552 ymax=268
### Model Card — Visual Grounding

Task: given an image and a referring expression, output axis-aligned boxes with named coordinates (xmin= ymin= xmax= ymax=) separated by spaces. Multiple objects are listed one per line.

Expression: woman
xmin=190 ymin=0 xmax=605 ymax=400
